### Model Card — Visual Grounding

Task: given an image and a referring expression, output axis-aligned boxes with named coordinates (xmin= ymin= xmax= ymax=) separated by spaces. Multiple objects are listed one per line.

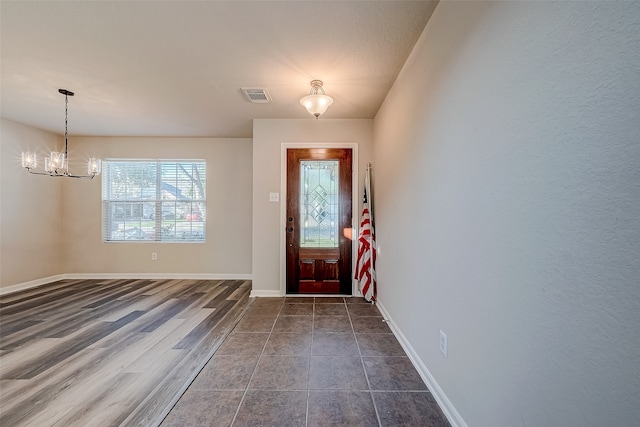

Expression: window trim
xmin=101 ymin=159 xmax=206 ymax=243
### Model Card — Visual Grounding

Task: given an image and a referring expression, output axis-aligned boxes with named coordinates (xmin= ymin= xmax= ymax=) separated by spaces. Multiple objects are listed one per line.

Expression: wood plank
xmin=0 ymin=278 xmax=253 ymax=427
xmin=124 ymin=290 xmax=252 ymax=426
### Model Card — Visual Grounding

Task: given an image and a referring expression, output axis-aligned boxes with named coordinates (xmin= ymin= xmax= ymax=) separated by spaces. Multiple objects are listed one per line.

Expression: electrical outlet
xmin=151 ymin=252 xmax=158 ymax=261
xmin=439 ymin=330 xmax=448 ymax=358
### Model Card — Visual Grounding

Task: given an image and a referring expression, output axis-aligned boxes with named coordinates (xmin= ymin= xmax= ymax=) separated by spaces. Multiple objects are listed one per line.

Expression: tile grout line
xmin=164 ymin=296 xmax=446 ymax=426
xmin=229 ymin=299 xmax=283 ymax=427
xmin=225 ymin=297 xmax=386 ymax=427
xmin=305 ymin=298 xmax=316 ymax=427
xmin=349 ymin=301 xmax=384 ymax=427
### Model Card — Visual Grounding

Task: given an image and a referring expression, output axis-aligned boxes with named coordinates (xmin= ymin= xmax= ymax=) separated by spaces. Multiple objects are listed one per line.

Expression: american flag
xmin=355 ymin=167 xmax=376 ymax=302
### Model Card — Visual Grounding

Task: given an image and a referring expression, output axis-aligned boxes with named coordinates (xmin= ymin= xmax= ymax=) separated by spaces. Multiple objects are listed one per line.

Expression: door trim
xmin=280 ymin=143 xmax=359 ymax=296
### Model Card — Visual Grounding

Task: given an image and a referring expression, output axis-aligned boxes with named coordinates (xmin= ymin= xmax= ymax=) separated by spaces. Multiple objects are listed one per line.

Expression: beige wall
xmin=63 ymin=136 xmax=252 ymax=276
xmin=1 ymin=119 xmax=65 ymax=287
xmin=2 ymin=117 xmax=373 ymax=292
xmin=374 ymin=1 xmax=640 ymax=426
xmin=0 ymin=129 xmax=252 ymax=288
xmin=252 ymin=119 xmax=373 ymax=295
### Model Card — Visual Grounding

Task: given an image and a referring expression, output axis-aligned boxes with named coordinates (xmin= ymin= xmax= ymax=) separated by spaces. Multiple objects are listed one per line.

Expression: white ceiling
xmin=1 ymin=1 xmax=437 ymax=138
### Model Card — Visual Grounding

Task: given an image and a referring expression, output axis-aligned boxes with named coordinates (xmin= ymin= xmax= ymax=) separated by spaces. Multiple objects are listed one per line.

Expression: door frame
xmin=280 ymin=142 xmax=359 ymax=296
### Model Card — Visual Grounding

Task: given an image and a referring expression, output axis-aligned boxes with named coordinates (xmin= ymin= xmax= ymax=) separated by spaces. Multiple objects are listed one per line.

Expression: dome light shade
xmin=300 ymin=80 xmax=333 ymax=118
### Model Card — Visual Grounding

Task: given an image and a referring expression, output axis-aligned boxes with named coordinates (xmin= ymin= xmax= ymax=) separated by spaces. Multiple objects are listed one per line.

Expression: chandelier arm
xmin=65 ymin=173 xmax=97 ymax=179
xmin=26 ymin=168 xmax=63 ymax=177
xmin=25 ymin=168 xmax=96 ymax=179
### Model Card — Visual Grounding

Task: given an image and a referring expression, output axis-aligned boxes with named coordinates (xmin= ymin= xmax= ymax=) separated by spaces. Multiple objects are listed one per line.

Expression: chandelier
xmin=300 ymin=80 xmax=333 ymax=119
xmin=21 ymin=89 xmax=101 ymax=179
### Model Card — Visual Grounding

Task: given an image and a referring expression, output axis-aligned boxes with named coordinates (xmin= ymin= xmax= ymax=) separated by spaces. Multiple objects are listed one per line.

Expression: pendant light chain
xmin=64 ymin=92 xmax=68 ymax=142
xmin=64 ymin=91 xmax=69 ymax=172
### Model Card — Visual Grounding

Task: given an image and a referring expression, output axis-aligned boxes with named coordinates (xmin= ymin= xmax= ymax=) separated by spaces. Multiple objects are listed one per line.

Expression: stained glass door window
xmin=300 ymin=160 xmax=339 ymax=248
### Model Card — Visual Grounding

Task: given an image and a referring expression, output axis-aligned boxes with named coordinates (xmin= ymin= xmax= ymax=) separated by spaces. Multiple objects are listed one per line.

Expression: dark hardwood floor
xmin=0 ymin=278 xmax=252 ymax=427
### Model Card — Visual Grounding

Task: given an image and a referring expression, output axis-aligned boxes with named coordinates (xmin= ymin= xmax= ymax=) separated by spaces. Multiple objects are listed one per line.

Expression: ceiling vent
xmin=241 ymin=87 xmax=272 ymax=104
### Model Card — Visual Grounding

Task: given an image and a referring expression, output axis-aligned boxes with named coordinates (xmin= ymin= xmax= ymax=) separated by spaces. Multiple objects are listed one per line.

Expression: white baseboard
xmin=63 ymin=273 xmax=252 ymax=281
xmin=376 ymin=300 xmax=468 ymax=427
xmin=250 ymin=290 xmax=282 ymax=298
xmin=0 ymin=274 xmax=66 ymax=296
xmin=0 ymin=273 xmax=252 ymax=296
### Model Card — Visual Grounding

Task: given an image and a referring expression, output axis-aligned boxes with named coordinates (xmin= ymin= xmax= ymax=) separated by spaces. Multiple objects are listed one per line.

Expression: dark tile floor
xmin=161 ymin=297 xmax=451 ymax=427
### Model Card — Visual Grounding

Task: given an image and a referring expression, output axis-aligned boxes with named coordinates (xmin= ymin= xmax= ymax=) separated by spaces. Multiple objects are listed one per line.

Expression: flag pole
xmin=366 ymin=162 xmax=373 ymax=227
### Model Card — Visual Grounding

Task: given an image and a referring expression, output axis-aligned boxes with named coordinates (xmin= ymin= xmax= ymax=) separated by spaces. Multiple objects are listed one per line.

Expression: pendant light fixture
xmin=21 ymin=89 xmax=101 ymax=179
xmin=300 ymin=80 xmax=333 ymax=119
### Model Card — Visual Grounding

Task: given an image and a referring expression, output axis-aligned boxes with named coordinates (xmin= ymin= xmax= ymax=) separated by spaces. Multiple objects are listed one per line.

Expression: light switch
xmin=269 ymin=192 xmax=279 ymax=202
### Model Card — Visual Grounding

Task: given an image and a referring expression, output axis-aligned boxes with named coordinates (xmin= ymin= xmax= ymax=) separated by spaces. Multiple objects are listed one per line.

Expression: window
xmin=102 ymin=160 xmax=206 ymax=242
xmin=300 ymin=160 xmax=339 ymax=248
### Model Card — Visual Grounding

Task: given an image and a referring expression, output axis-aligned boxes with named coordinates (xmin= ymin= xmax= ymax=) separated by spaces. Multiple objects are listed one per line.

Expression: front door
xmin=286 ymin=148 xmax=352 ymax=294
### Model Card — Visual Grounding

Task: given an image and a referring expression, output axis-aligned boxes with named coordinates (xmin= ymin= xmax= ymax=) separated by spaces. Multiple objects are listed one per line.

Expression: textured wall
xmin=61 ymin=136 xmax=253 ymax=276
xmin=374 ymin=1 xmax=640 ymax=426
xmin=0 ymin=129 xmax=252 ymax=287
xmin=252 ymin=119 xmax=373 ymax=294
xmin=1 ymin=120 xmax=65 ymax=287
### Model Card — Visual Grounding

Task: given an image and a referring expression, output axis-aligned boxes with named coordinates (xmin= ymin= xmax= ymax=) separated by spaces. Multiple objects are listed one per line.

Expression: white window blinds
xmin=102 ymin=160 xmax=206 ymax=242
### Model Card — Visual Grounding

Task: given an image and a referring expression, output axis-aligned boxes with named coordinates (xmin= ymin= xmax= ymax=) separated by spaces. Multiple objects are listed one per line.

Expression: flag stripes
xmin=355 ymin=167 xmax=376 ymax=302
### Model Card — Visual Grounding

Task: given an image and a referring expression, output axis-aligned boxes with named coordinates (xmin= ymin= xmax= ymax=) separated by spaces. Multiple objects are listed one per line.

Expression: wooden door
xmin=286 ymin=148 xmax=352 ymax=294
